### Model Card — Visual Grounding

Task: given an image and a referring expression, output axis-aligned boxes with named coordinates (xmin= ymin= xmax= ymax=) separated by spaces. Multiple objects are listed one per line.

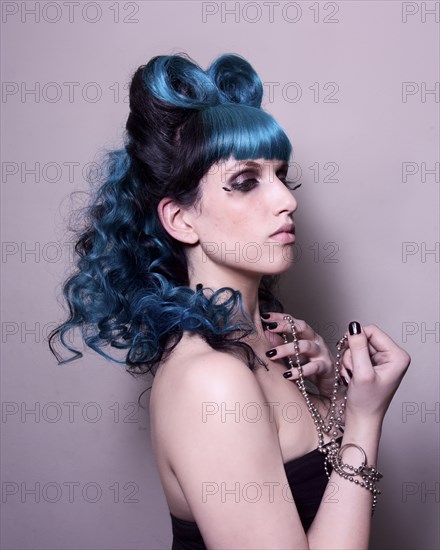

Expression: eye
xmin=229 ymin=178 xmax=259 ymax=192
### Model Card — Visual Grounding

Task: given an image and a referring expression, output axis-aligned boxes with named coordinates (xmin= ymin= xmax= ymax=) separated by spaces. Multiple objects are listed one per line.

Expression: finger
xmin=336 ymin=346 xmax=352 ymax=382
xmin=368 ymin=342 xmax=377 ymax=355
xmin=282 ymin=360 xmax=326 ymax=380
xmin=341 ymin=349 xmax=353 ymax=372
xmin=361 ymin=324 xmax=405 ymax=354
xmin=339 ymin=366 xmax=352 ymax=384
xmin=341 ymin=341 xmax=379 ymax=366
xmin=265 ymin=339 xmax=321 ymax=361
xmin=347 ymin=321 xmax=374 ymax=380
xmin=262 ymin=313 xmax=317 ymax=341
xmin=369 ymin=350 xmax=390 ymax=367
xmin=356 ymin=324 xmax=410 ymax=374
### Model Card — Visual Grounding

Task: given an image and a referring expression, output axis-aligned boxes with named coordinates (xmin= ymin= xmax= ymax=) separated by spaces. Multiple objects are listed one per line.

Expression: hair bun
xmin=207 ymin=54 xmax=263 ymax=108
xmin=142 ymin=54 xmax=220 ymax=110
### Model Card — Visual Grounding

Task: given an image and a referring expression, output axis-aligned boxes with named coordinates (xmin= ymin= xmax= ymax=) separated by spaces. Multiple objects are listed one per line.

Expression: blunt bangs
xmin=201 ymin=104 xmax=292 ymax=166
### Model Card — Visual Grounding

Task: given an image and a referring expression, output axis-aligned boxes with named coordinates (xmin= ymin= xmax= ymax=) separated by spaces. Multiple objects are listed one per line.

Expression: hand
xmin=262 ymin=312 xmax=339 ymax=395
xmin=341 ymin=322 xmax=411 ymax=422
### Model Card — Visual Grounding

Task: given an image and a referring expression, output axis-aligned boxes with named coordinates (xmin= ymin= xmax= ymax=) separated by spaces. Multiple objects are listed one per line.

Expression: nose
xmin=272 ymin=177 xmax=298 ymax=215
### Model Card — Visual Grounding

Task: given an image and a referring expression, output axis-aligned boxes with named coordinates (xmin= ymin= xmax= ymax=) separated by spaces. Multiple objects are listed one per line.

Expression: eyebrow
xmin=224 ymin=160 xmax=289 ymax=183
xmin=225 ymin=160 xmax=288 ymax=170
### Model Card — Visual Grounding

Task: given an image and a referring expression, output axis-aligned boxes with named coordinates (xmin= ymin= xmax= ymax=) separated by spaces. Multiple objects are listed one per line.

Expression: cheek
xmin=198 ymin=201 xmax=255 ymax=239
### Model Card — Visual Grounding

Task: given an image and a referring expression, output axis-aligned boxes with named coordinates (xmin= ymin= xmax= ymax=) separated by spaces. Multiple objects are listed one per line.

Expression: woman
xmin=49 ymin=53 xmax=410 ymax=549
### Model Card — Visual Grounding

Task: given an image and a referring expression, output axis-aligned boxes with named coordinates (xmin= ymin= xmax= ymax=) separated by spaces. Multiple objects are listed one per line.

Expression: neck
xmin=187 ymin=261 xmax=264 ymax=329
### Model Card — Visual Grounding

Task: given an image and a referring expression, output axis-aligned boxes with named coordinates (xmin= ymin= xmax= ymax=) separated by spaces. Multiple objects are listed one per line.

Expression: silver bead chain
xmin=282 ymin=315 xmax=347 ymax=451
xmin=282 ymin=315 xmax=382 ymax=513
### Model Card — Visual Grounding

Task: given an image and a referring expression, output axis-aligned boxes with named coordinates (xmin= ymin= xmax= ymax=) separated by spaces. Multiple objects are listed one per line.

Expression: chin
xmin=255 ymin=258 xmax=294 ymax=277
xmin=269 ymin=261 xmax=294 ymax=275
xmin=268 ymin=249 xmax=296 ymax=275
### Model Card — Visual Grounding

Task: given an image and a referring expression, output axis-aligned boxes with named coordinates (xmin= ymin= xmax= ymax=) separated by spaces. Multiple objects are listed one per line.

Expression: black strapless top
xmin=170 ymin=438 xmax=341 ymax=549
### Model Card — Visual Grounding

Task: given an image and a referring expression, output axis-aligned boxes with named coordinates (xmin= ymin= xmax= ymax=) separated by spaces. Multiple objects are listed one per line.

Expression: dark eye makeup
xmin=222 ymin=168 xmax=302 ymax=193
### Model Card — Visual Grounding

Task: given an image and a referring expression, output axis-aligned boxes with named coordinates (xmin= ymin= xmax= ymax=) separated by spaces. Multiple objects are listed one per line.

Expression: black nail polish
xmin=196 ymin=283 xmax=203 ymax=292
xmin=283 ymin=371 xmax=292 ymax=379
xmin=349 ymin=321 xmax=361 ymax=335
xmin=267 ymin=322 xmax=278 ymax=330
xmin=260 ymin=313 xmax=271 ymax=320
xmin=265 ymin=349 xmax=277 ymax=358
xmin=346 ymin=368 xmax=353 ymax=379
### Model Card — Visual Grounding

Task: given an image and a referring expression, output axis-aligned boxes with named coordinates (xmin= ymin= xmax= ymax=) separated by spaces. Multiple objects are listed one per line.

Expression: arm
xmin=307 ymin=323 xmax=411 ymax=548
xmin=164 ymin=351 xmax=308 ymax=549
xmin=264 ymin=318 xmax=410 ymax=548
xmin=164 ymin=324 xmax=409 ymax=549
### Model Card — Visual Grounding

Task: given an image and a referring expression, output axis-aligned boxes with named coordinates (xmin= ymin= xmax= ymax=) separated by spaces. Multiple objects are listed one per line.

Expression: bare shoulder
xmin=149 ymin=332 xmax=277 ymax=463
xmin=149 ymin=333 xmax=306 ymax=548
xmin=151 ymin=332 xmax=261 ymax=404
xmin=150 ymin=332 xmax=278 ymax=482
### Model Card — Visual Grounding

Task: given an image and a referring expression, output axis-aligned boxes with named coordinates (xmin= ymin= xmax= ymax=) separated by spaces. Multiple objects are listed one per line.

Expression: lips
xmin=270 ymin=224 xmax=295 ymax=238
xmin=269 ymin=223 xmax=295 ymax=244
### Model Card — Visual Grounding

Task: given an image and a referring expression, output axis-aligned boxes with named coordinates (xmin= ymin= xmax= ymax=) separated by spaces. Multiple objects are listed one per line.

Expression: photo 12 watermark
xmin=401 ymin=243 xmax=439 ymax=263
xmin=2 ymin=481 xmax=140 ymax=504
xmin=201 ymin=2 xmax=341 ymax=24
xmin=1 ymin=82 xmax=131 ymax=104
xmin=201 ymin=479 xmax=339 ymax=504
xmin=401 ymin=321 xmax=439 ymax=343
xmin=401 ymin=402 xmax=439 ymax=423
xmin=202 ymin=401 xmax=303 ymax=424
xmin=2 ymin=321 xmax=74 ymax=344
xmin=401 ymin=481 xmax=439 ymax=503
xmin=401 ymin=82 xmax=439 ymax=103
xmin=401 ymin=162 xmax=439 ymax=183
xmin=1 ymin=2 xmax=141 ymax=24
xmin=200 ymin=241 xmax=340 ymax=265
xmin=202 ymin=159 xmax=340 ymax=185
xmin=2 ymin=160 xmax=102 ymax=183
xmin=262 ymin=81 xmax=340 ymax=104
xmin=401 ymin=2 xmax=440 ymax=23
xmin=1 ymin=401 xmax=142 ymax=424
xmin=2 ymin=242 xmax=76 ymax=265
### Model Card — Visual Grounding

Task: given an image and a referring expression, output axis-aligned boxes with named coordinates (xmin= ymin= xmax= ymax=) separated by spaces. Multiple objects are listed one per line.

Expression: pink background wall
xmin=1 ymin=1 xmax=439 ymax=549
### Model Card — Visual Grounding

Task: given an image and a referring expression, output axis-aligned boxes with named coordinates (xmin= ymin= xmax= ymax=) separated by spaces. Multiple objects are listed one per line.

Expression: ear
xmin=157 ymin=197 xmax=199 ymax=245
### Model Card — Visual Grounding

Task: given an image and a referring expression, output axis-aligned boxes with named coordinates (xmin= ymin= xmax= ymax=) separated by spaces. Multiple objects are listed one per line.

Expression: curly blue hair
xmin=49 ymin=52 xmax=293 ymax=375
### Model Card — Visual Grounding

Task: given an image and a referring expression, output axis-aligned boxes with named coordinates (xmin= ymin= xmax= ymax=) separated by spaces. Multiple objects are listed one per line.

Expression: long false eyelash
xmin=284 ymin=181 xmax=302 ymax=191
xmin=222 ymin=180 xmax=302 ymax=193
xmin=222 ymin=179 xmax=258 ymax=192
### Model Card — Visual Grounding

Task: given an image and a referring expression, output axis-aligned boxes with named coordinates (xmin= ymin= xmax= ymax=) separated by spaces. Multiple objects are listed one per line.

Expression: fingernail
xmin=265 ymin=349 xmax=277 ymax=358
xmin=196 ymin=283 xmax=203 ymax=292
xmin=260 ymin=313 xmax=271 ymax=319
xmin=283 ymin=371 xmax=292 ymax=379
xmin=340 ymin=376 xmax=348 ymax=387
xmin=267 ymin=322 xmax=278 ymax=330
xmin=346 ymin=368 xmax=353 ymax=379
xmin=349 ymin=321 xmax=361 ymax=335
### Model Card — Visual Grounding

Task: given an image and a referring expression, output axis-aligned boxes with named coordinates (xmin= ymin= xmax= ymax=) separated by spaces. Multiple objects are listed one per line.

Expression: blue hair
xmin=49 ymin=53 xmax=290 ymax=375
xmin=202 ymin=104 xmax=291 ymax=165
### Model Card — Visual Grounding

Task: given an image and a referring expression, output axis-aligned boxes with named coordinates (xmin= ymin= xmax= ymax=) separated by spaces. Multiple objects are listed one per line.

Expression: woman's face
xmin=187 ymin=156 xmax=298 ymax=280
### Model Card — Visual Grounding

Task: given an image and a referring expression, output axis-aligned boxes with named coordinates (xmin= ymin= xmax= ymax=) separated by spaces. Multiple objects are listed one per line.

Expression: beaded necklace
xmin=282 ymin=314 xmax=347 ymax=452
xmin=282 ymin=315 xmax=382 ymax=512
